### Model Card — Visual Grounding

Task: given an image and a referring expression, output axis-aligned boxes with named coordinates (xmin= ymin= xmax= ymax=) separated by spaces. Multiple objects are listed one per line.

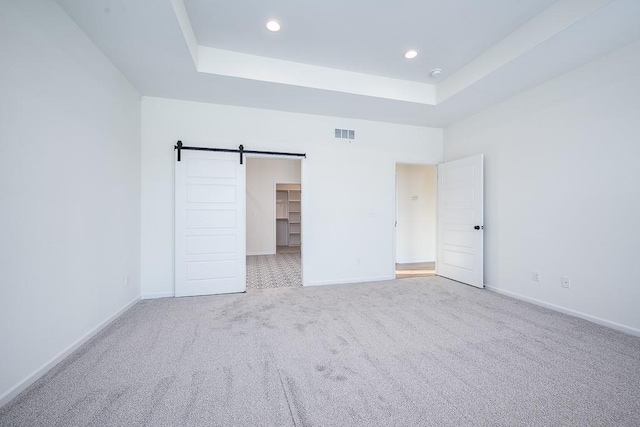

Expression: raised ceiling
xmin=185 ymin=0 xmax=556 ymax=83
xmin=56 ymin=0 xmax=640 ymax=127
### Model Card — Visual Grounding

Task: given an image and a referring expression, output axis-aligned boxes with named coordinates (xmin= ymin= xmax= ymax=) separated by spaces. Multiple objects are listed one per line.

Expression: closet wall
xmin=246 ymin=158 xmax=301 ymax=255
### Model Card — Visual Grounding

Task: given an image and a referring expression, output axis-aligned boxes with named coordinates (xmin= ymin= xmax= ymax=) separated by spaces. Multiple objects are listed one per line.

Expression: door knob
xmin=474 ymin=225 xmax=483 ymax=230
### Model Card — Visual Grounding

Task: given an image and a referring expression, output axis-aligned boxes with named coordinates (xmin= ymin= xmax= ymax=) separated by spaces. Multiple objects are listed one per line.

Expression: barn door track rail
xmin=174 ymin=141 xmax=306 ymax=164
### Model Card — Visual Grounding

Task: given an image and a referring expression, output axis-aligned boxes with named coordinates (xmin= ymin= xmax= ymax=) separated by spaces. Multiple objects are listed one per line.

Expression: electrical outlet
xmin=532 ymin=272 xmax=540 ymax=282
xmin=561 ymin=276 xmax=571 ymax=288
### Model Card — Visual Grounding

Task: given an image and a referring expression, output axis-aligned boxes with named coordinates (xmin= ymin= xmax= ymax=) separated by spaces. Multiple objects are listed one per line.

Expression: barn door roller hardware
xmin=174 ymin=141 xmax=306 ymax=164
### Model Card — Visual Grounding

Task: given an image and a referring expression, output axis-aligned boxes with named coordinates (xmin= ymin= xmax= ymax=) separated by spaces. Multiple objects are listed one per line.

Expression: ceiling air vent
xmin=334 ymin=128 xmax=355 ymax=140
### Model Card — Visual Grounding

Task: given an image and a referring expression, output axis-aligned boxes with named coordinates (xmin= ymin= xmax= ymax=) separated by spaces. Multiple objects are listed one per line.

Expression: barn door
xmin=175 ymin=150 xmax=246 ymax=297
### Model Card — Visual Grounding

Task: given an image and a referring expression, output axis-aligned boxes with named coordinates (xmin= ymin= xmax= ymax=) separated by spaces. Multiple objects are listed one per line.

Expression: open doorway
xmin=246 ymin=157 xmax=302 ymax=290
xmin=395 ymin=163 xmax=437 ymax=279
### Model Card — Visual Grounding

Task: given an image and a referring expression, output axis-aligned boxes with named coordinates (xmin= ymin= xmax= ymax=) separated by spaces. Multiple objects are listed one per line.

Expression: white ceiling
xmin=56 ymin=0 xmax=640 ymax=127
xmin=185 ymin=0 xmax=556 ymax=83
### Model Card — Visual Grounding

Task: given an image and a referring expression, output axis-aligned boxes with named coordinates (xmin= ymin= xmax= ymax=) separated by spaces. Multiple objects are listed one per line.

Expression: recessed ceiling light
xmin=404 ymin=50 xmax=418 ymax=59
xmin=429 ymin=68 xmax=443 ymax=78
xmin=266 ymin=20 xmax=281 ymax=32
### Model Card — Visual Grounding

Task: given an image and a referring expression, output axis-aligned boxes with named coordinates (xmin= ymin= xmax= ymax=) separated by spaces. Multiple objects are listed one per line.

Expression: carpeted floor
xmin=2 ymin=276 xmax=639 ymax=426
xmin=246 ymin=248 xmax=302 ymax=290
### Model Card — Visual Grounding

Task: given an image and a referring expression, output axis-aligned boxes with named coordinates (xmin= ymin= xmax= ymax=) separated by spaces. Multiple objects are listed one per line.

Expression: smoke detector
xmin=429 ymin=68 xmax=443 ymax=78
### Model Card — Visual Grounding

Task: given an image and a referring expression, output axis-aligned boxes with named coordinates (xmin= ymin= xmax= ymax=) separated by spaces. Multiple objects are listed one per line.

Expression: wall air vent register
xmin=335 ymin=129 xmax=355 ymax=140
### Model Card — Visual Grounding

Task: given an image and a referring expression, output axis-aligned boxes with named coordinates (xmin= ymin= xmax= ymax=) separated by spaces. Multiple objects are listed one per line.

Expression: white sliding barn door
xmin=175 ymin=150 xmax=246 ymax=297
xmin=437 ymin=155 xmax=484 ymax=288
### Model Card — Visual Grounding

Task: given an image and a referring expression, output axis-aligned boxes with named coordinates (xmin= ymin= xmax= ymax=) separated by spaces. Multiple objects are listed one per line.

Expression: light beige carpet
xmin=1 ymin=276 xmax=639 ymax=426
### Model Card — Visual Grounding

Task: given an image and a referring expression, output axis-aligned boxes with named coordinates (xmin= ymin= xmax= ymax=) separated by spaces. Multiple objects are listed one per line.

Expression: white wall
xmin=444 ymin=41 xmax=640 ymax=334
xmin=0 ymin=0 xmax=141 ymax=404
xmin=247 ymin=158 xmax=301 ymax=255
xmin=396 ymin=164 xmax=437 ymax=264
xmin=141 ymin=97 xmax=442 ymax=296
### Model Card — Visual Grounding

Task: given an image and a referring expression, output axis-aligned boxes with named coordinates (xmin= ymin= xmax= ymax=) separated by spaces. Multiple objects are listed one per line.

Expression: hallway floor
xmin=395 ymin=261 xmax=436 ymax=279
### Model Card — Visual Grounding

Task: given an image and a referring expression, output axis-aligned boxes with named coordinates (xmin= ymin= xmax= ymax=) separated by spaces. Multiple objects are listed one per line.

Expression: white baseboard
xmin=485 ymin=285 xmax=640 ymax=337
xmin=141 ymin=291 xmax=174 ymax=299
xmin=0 ymin=296 xmax=140 ymax=408
xmin=305 ymin=275 xmax=395 ymax=287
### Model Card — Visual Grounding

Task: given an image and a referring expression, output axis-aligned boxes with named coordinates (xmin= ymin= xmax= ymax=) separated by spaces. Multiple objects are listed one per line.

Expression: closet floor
xmin=247 ymin=247 xmax=302 ymax=290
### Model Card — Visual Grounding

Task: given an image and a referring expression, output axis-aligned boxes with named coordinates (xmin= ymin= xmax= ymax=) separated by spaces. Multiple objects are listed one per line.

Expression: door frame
xmin=392 ymin=161 xmax=439 ymax=278
xmin=245 ymin=154 xmax=306 ymax=286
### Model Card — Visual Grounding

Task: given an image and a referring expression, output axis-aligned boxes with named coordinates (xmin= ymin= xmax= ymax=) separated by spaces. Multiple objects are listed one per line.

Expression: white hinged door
xmin=437 ymin=154 xmax=484 ymax=288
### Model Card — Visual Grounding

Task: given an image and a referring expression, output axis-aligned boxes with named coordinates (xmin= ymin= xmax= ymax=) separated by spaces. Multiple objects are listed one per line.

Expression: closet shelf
xmin=276 ymin=186 xmax=302 ymax=247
